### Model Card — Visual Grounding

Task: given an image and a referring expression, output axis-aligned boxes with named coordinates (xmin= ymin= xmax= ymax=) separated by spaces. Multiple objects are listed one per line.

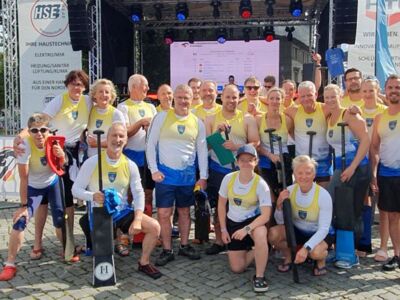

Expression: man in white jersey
xmin=146 ymin=84 xmax=208 ymax=266
xmin=370 ymin=74 xmax=400 ymax=271
xmin=117 ymin=74 xmax=157 ymax=210
xmin=72 ymin=123 xmax=162 ymax=279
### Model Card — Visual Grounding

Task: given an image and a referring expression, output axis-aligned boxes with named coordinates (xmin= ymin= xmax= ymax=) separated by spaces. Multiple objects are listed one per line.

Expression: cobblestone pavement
xmin=0 ymin=200 xmax=399 ymax=300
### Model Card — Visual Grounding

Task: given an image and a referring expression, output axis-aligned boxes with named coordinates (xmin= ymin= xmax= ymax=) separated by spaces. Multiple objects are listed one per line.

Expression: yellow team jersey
xmin=227 ymin=171 xmax=260 ymax=209
xmin=341 ymin=95 xmax=364 ymax=108
xmin=51 ymin=93 xmax=89 ymax=142
xmin=361 ymin=103 xmax=386 ymax=135
xmin=27 ymin=136 xmax=50 ymax=177
xmin=89 ymin=151 xmax=130 ymax=196
xmin=87 ymin=106 xmax=116 ymax=135
xmin=238 ymin=98 xmax=268 ymax=114
xmin=124 ymin=99 xmax=156 ymax=123
xmin=290 ymin=183 xmax=320 ymax=223
xmin=259 ymin=112 xmax=288 ymax=152
xmin=192 ymin=104 xmax=222 ymax=121
xmin=377 ymin=109 xmax=400 ymax=172
xmin=160 ymin=109 xmax=199 ymax=144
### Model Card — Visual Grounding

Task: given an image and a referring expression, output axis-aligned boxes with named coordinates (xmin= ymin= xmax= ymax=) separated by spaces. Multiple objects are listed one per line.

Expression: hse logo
xmin=365 ymin=0 xmax=400 ymax=26
xmin=30 ymin=0 xmax=68 ymax=37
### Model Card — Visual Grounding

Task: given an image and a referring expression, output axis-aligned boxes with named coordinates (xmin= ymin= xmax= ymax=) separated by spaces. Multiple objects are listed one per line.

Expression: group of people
xmin=0 ymin=64 xmax=399 ymax=293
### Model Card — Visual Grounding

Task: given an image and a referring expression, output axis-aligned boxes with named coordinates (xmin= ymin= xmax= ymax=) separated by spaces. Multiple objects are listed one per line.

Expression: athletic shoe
xmin=253 ymin=276 xmax=268 ymax=293
xmin=334 ymin=256 xmax=360 ymax=269
xmin=205 ymin=243 xmax=226 ymax=255
xmin=382 ymin=256 xmax=400 ymax=271
xmin=155 ymin=249 xmax=175 ymax=266
xmin=138 ymin=262 xmax=162 ymax=279
xmin=0 ymin=265 xmax=17 ymax=281
xmin=178 ymin=245 xmax=200 ymax=260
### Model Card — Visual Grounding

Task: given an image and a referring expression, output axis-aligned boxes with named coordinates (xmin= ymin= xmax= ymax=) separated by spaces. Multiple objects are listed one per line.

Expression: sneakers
xmin=205 ymin=243 xmax=226 ymax=255
xmin=253 ymin=276 xmax=268 ymax=293
xmin=155 ymin=249 xmax=175 ymax=266
xmin=382 ymin=256 xmax=400 ymax=271
xmin=178 ymin=245 xmax=200 ymax=260
xmin=335 ymin=256 xmax=360 ymax=269
xmin=138 ymin=262 xmax=162 ymax=279
xmin=0 ymin=265 xmax=17 ymax=281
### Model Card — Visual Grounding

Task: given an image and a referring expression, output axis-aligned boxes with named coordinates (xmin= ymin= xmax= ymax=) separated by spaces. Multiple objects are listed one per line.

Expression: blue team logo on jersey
xmin=95 ymin=119 xmax=103 ymax=128
xmin=328 ymin=129 xmax=333 ymax=138
xmin=298 ymin=210 xmax=307 ymax=220
xmin=366 ymin=118 xmax=373 ymax=127
xmin=177 ymin=125 xmax=186 ymax=134
xmin=233 ymin=198 xmax=242 ymax=206
xmin=139 ymin=109 xmax=145 ymax=117
xmin=389 ymin=120 xmax=397 ymax=130
xmin=305 ymin=118 xmax=313 ymax=128
xmin=72 ymin=111 xmax=78 ymax=120
xmin=40 ymin=156 xmax=47 ymax=166
xmin=108 ymin=172 xmax=117 ymax=182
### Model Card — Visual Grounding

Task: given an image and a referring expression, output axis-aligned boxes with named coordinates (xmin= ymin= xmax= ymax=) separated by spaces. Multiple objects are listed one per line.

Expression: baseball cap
xmin=236 ymin=144 xmax=258 ymax=159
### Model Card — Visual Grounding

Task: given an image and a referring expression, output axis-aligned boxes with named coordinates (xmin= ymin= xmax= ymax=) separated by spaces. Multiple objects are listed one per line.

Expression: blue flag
xmin=375 ymin=0 xmax=397 ymax=90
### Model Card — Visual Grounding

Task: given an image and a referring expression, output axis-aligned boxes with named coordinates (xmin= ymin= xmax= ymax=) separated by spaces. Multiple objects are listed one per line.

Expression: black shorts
xmin=206 ymin=168 xmax=227 ymax=208
xmin=377 ymin=176 xmax=400 ymax=212
xmin=138 ymin=166 xmax=155 ymax=190
xmin=294 ymin=227 xmax=334 ymax=249
xmin=227 ymin=216 xmax=258 ymax=251
xmin=114 ymin=213 xmax=135 ymax=234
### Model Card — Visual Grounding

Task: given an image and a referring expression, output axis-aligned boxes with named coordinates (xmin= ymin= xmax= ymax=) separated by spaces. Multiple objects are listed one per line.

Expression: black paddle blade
xmin=334 ymin=185 xmax=355 ymax=231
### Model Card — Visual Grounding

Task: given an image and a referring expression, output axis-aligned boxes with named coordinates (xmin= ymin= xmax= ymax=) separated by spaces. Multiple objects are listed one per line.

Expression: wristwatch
xmin=244 ymin=225 xmax=252 ymax=234
xmin=305 ymin=245 xmax=312 ymax=252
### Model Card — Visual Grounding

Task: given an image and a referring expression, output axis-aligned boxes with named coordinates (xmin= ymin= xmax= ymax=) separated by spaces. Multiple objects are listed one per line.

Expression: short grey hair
xmin=298 ymin=81 xmax=316 ymax=93
xmin=107 ymin=122 xmax=127 ymax=138
xmin=27 ymin=113 xmax=50 ymax=128
xmin=244 ymin=76 xmax=260 ymax=86
xmin=174 ymin=84 xmax=193 ymax=98
xmin=324 ymin=84 xmax=342 ymax=97
xmin=89 ymin=78 xmax=117 ymax=104
xmin=128 ymin=74 xmax=147 ymax=92
xmin=200 ymin=80 xmax=217 ymax=90
xmin=292 ymin=155 xmax=318 ymax=173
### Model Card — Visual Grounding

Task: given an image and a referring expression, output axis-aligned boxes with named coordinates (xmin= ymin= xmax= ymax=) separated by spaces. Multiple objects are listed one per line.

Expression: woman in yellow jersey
xmin=360 ymin=78 xmax=389 ymax=262
xmin=156 ymin=84 xmax=173 ymax=112
xmin=256 ymin=87 xmax=294 ymax=202
xmin=0 ymin=114 xmax=66 ymax=281
xmin=218 ymin=145 xmax=272 ymax=292
xmin=86 ymin=79 xmax=125 ymax=157
xmin=268 ymin=155 xmax=333 ymax=276
xmin=324 ymin=84 xmax=370 ymax=268
xmin=238 ymin=76 xmax=268 ymax=117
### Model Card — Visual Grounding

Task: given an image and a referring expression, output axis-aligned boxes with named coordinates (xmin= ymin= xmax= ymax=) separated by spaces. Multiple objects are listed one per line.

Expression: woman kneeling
xmin=268 ymin=155 xmax=334 ymax=276
xmin=218 ymin=144 xmax=272 ymax=293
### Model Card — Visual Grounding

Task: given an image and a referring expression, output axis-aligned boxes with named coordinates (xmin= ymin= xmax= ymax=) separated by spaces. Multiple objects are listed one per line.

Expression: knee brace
xmin=13 ymin=216 xmax=27 ymax=231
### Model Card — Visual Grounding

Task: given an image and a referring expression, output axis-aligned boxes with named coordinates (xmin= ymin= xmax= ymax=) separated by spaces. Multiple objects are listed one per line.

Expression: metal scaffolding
xmin=2 ymin=0 xmax=20 ymax=135
xmin=88 ymin=0 xmax=103 ymax=84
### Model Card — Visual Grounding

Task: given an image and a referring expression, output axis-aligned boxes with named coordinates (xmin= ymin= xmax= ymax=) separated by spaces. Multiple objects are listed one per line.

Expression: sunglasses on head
xmin=30 ymin=127 xmax=49 ymax=134
xmin=245 ymin=86 xmax=260 ymax=91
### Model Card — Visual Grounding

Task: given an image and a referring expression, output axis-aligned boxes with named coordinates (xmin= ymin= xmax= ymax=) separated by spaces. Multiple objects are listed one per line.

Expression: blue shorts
xmin=155 ymin=183 xmax=195 ymax=208
xmin=13 ymin=177 xmax=64 ymax=231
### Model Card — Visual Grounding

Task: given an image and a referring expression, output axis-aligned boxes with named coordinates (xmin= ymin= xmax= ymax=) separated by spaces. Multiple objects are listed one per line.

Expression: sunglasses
xmin=245 ymin=86 xmax=260 ymax=91
xmin=264 ymin=85 xmax=273 ymax=89
xmin=30 ymin=127 xmax=49 ymax=134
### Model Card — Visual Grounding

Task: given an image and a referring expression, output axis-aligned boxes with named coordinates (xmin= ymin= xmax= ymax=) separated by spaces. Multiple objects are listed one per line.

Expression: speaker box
xmin=302 ymin=63 xmax=315 ymax=81
xmin=67 ymin=0 xmax=91 ymax=51
xmin=113 ymin=67 xmax=128 ymax=85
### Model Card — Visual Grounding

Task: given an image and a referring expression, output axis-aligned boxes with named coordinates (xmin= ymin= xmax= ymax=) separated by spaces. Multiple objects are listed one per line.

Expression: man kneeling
xmin=268 ymin=155 xmax=334 ymax=276
xmin=72 ymin=123 xmax=162 ymax=279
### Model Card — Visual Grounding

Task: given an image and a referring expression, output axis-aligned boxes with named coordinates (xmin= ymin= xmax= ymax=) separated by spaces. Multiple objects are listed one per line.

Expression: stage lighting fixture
xmin=187 ymin=29 xmax=195 ymax=44
xmin=176 ymin=2 xmax=189 ymax=21
xmin=243 ymin=28 xmax=251 ymax=42
xmin=211 ymin=0 xmax=221 ymax=18
xmin=216 ymin=28 xmax=227 ymax=44
xmin=285 ymin=26 xmax=295 ymax=41
xmin=266 ymin=0 xmax=275 ymax=17
xmin=239 ymin=0 xmax=252 ymax=19
xmin=263 ymin=26 xmax=275 ymax=42
xmin=290 ymin=0 xmax=303 ymax=17
xmin=153 ymin=3 xmax=163 ymax=21
xmin=164 ymin=29 xmax=174 ymax=45
xmin=130 ymin=5 xmax=143 ymax=23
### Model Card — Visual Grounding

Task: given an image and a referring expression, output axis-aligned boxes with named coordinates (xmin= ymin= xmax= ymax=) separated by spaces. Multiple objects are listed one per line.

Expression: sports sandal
xmin=277 ymin=262 xmax=292 ymax=273
xmin=115 ymin=235 xmax=130 ymax=257
xmin=0 ymin=265 xmax=17 ymax=281
xmin=313 ymin=261 xmax=327 ymax=276
xmin=30 ymin=248 xmax=44 ymax=260
xmin=374 ymin=249 xmax=388 ymax=262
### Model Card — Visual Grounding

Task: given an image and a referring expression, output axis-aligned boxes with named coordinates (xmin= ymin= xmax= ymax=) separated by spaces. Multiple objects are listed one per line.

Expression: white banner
xmin=348 ymin=0 xmax=400 ymax=76
xmin=18 ymin=0 xmax=82 ymax=127
xmin=0 ymin=137 xmax=19 ymax=197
